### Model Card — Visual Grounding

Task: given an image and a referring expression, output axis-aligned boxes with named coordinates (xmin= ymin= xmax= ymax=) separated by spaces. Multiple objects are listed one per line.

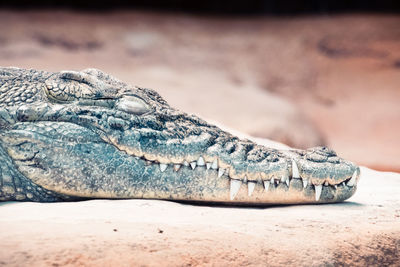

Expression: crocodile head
xmin=0 ymin=67 xmax=360 ymax=204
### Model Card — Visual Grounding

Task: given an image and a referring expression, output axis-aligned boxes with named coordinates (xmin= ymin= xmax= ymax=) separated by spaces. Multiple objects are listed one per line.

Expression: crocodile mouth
xmin=3 ymin=119 xmax=359 ymax=204
xmin=110 ymin=145 xmax=360 ymax=203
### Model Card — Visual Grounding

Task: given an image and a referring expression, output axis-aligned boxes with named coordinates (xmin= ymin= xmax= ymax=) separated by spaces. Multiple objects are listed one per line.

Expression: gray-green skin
xmin=0 ymin=67 xmax=360 ymax=204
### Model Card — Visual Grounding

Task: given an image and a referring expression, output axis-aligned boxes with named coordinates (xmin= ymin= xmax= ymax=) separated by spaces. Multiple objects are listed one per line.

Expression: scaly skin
xmin=0 ymin=67 xmax=360 ymax=204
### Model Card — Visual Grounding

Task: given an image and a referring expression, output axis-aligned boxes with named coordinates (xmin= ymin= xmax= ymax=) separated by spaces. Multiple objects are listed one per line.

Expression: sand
xmin=0 ymin=167 xmax=399 ymax=266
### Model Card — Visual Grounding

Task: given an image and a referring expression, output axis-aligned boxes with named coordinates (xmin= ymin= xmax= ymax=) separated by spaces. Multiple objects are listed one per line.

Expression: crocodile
xmin=0 ymin=67 xmax=360 ymax=204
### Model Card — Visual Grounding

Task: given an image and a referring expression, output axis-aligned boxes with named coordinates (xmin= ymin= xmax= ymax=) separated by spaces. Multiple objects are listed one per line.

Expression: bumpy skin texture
xmin=0 ymin=67 xmax=360 ymax=204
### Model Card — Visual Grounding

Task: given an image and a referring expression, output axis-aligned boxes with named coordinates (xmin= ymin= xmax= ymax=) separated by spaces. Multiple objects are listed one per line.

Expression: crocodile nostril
xmin=318 ymin=146 xmax=337 ymax=156
xmin=306 ymin=151 xmax=328 ymax=162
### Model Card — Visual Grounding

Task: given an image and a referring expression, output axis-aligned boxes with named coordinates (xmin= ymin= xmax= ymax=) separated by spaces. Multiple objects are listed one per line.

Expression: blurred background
xmin=0 ymin=1 xmax=399 ymax=171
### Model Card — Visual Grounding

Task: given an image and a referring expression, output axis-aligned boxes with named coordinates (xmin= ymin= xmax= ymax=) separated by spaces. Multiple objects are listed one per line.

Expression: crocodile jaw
xmin=2 ymin=119 xmax=360 ymax=204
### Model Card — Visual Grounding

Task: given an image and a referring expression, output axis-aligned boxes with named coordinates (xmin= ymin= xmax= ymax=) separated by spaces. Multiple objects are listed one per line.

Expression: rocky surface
xmin=0 ymin=167 xmax=399 ymax=266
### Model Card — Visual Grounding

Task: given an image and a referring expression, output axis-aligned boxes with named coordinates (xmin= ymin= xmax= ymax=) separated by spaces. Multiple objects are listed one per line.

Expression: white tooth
xmin=286 ymin=178 xmax=290 ymax=186
xmin=159 ymin=163 xmax=168 ymax=172
xmin=341 ymin=182 xmax=346 ymax=186
xmin=211 ymin=159 xmax=218 ymax=169
xmin=173 ymin=164 xmax=181 ymax=172
xmin=183 ymin=161 xmax=189 ymax=167
xmin=270 ymin=178 xmax=274 ymax=184
xmin=206 ymin=163 xmax=211 ymax=169
xmin=347 ymin=170 xmax=357 ymax=186
xmin=324 ymin=181 xmax=329 ymax=186
xmin=248 ymin=182 xmax=256 ymax=196
xmin=314 ymin=185 xmax=322 ymax=201
xmin=190 ymin=162 xmax=197 ymax=169
xmin=264 ymin=181 xmax=270 ymax=191
xmin=243 ymin=176 xmax=248 ymax=183
xmin=302 ymin=179 xmax=308 ymax=188
xmin=230 ymin=179 xmax=242 ymax=200
xmin=218 ymin=168 xmax=225 ymax=178
xmin=197 ymin=156 xmax=205 ymax=166
xmin=292 ymin=160 xmax=300 ymax=178
xmin=334 ymin=185 xmax=338 ymax=189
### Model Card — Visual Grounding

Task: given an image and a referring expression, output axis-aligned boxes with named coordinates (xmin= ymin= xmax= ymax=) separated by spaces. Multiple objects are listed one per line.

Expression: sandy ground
xmin=0 ymin=11 xmax=399 ymax=171
xmin=0 ymin=166 xmax=399 ymax=266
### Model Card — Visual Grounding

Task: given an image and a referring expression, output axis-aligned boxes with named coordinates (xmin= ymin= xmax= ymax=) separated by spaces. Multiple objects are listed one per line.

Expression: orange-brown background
xmin=1 ymin=6 xmax=399 ymax=171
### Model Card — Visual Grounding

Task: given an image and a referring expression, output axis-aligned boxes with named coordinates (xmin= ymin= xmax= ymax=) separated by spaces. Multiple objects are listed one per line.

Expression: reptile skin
xmin=0 ymin=67 xmax=360 ymax=204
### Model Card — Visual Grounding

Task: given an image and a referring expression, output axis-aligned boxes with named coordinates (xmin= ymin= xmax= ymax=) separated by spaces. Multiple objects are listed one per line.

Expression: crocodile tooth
xmin=324 ymin=181 xmax=329 ymax=186
xmin=264 ymin=181 xmax=270 ymax=191
xmin=243 ymin=175 xmax=248 ymax=183
xmin=230 ymin=179 xmax=242 ymax=200
xmin=190 ymin=162 xmax=197 ymax=169
xmin=173 ymin=164 xmax=181 ymax=172
xmin=160 ymin=163 xmax=168 ymax=172
xmin=314 ymin=185 xmax=322 ymax=201
xmin=218 ymin=168 xmax=225 ymax=178
xmin=248 ymin=182 xmax=256 ymax=196
xmin=211 ymin=159 xmax=218 ymax=170
xmin=334 ymin=185 xmax=337 ymax=189
xmin=346 ymin=170 xmax=357 ymax=186
xmin=206 ymin=162 xmax=211 ymax=169
xmin=302 ymin=179 xmax=308 ymax=188
xmin=270 ymin=178 xmax=274 ymax=184
xmin=197 ymin=156 xmax=205 ymax=166
xmin=292 ymin=160 xmax=300 ymax=178
xmin=286 ymin=178 xmax=290 ymax=186
xmin=183 ymin=161 xmax=189 ymax=167
xmin=341 ymin=182 xmax=346 ymax=186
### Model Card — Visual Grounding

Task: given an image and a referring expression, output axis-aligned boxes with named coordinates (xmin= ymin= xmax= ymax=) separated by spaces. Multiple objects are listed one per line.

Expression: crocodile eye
xmin=116 ymin=95 xmax=151 ymax=115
